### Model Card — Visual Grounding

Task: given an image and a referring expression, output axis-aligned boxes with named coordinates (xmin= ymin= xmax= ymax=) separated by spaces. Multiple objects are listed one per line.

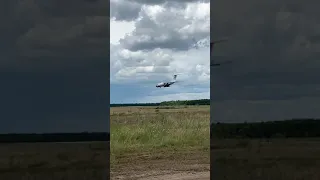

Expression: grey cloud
xmin=17 ymin=16 xmax=109 ymax=58
xmin=0 ymin=71 xmax=109 ymax=133
xmin=0 ymin=0 xmax=109 ymax=71
xmin=127 ymin=0 xmax=209 ymax=5
xmin=212 ymin=98 xmax=320 ymax=123
xmin=110 ymin=0 xmax=142 ymax=21
xmin=211 ymin=0 xmax=320 ymax=122
xmin=211 ymin=0 xmax=320 ymax=66
xmin=120 ymin=10 xmax=209 ymax=51
xmin=32 ymin=0 xmax=108 ymax=17
xmin=0 ymin=0 xmax=109 ymax=133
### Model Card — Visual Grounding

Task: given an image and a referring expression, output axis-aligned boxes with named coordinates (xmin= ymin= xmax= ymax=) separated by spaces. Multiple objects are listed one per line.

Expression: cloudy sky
xmin=0 ymin=0 xmax=109 ymax=133
xmin=110 ymin=0 xmax=210 ymax=103
xmin=211 ymin=0 xmax=320 ymax=123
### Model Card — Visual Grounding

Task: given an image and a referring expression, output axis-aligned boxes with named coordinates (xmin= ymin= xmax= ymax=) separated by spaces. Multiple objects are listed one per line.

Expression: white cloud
xmin=184 ymin=2 xmax=210 ymax=20
xmin=110 ymin=19 xmax=135 ymax=44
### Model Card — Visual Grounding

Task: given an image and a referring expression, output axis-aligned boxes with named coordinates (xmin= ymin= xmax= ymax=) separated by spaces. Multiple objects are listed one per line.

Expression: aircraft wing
xmin=211 ymin=39 xmax=228 ymax=52
xmin=211 ymin=60 xmax=232 ymax=67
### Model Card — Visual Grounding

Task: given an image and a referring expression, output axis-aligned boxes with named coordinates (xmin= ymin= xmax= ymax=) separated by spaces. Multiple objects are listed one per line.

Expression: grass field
xmin=0 ymin=142 xmax=109 ymax=179
xmin=110 ymin=105 xmax=210 ymax=179
xmin=110 ymin=105 xmax=320 ymax=179
xmin=211 ymin=138 xmax=320 ymax=179
xmin=2 ymin=105 xmax=319 ymax=179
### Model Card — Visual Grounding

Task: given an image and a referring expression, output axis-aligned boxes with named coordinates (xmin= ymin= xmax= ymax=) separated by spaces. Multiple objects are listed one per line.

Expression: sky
xmin=0 ymin=0 xmax=109 ymax=133
xmin=110 ymin=0 xmax=210 ymax=103
xmin=2 ymin=0 xmax=319 ymax=134
xmin=211 ymin=0 xmax=320 ymax=123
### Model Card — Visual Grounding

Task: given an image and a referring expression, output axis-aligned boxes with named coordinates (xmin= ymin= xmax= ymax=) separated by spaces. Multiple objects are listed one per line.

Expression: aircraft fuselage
xmin=156 ymin=82 xmax=175 ymax=88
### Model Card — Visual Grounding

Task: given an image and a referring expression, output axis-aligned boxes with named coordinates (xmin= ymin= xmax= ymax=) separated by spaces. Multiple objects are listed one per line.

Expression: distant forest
xmin=211 ymin=119 xmax=320 ymax=139
xmin=3 ymin=119 xmax=320 ymax=143
xmin=0 ymin=132 xmax=109 ymax=143
xmin=110 ymin=99 xmax=210 ymax=107
xmin=2 ymin=98 xmax=319 ymax=142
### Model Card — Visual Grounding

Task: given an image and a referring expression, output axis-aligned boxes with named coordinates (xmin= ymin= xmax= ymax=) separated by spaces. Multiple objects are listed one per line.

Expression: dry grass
xmin=110 ymin=105 xmax=210 ymax=178
xmin=0 ymin=142 xmax=109 ymax=180
xmin=211 ymin=138 xmax=320 ymax=179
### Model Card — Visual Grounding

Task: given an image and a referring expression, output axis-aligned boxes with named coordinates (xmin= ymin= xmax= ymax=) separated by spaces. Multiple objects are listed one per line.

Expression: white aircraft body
xmin=156 ymin=75 xmax=178 ymax=88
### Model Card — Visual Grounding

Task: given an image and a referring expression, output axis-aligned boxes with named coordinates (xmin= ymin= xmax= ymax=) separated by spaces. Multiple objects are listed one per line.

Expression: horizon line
xmin=110 ymin=99 xmax=210 ymax=105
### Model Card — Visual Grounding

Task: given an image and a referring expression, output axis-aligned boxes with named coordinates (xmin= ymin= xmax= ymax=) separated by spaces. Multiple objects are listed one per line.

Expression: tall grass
xmin=110 ymin=106 xmax=210 ymax=162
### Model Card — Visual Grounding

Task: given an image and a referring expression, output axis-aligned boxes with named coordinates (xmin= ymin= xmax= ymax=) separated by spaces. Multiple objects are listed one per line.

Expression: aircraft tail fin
xmin=211 ymin=39 xmax=228 ymax=52
xmin=211 ymin=38 xmax=229 ymax=66
xmin=173 ymin=74 xmax=178 ymax=81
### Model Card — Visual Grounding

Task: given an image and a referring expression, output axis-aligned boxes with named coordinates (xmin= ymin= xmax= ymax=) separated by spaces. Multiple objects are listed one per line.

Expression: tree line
xmin=0 ymin=132 xmax=109 ymax=143
xmin=2 ymin=119 xmax=320 ymax=142
xmin=211 ymin=119 xmax=320 ymax=138
xmin=159 ymin=99 xmax=210 ymax=106
xmin=111 ymin=99 xmax=210 ymax=107
xmin=111 ymin=103 xmax=160 ymax=107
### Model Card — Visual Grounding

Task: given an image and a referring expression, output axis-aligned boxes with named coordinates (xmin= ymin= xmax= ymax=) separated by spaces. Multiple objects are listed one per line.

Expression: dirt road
xmin=138 ymin=172 xmax=209 ymax=180
xmin=111 ymin=150 xmax=210 ymax=180
xmin=113 ymin=171 xmax=209 ymax=180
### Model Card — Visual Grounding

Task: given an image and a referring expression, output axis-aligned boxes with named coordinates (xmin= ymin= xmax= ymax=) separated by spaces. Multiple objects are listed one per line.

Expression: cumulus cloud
xmin=119 ymin=2 xmax=210 ymax=51
xmin=0 ymin=0 xmax=109 ymax=71
xmin=110 ymin=0 xmax=210 ymax=102
xmin=17 ymin=16 xmax=109 ymax=58
xmin=0 ymin=0 xmax=109 ymax=133
xmin=110 ymin=0 xmax=141 ymax=21
xmin=128 ymin=0 xmax=209 ymax=4
xmin=211 ymin=0 xmax=320 ymax=123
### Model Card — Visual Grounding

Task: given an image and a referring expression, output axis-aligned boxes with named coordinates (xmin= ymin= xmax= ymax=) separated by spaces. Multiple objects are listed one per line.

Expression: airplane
xmin=156 ymin=74 xmax=178 ymax=88
xmin=210 ymin=39 xmax=232 ymax=66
